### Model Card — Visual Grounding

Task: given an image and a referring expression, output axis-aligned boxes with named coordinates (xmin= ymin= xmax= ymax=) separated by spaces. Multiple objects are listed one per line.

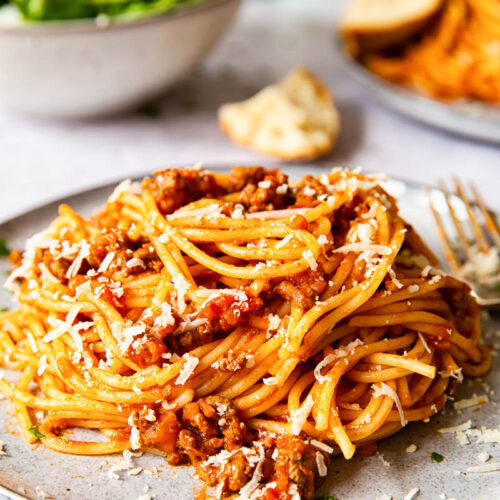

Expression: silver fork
xmin=428 ymin=177 xmax=500 ymax=307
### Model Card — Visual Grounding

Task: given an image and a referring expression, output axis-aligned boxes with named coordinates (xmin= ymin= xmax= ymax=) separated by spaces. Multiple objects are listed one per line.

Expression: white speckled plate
xmin=335 ymin=39 xmax=500 ymax=145
xmin=0 ymin=165 xmax=498 ymax=500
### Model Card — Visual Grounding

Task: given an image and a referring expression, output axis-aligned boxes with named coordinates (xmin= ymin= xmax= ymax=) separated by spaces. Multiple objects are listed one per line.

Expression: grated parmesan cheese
xmin=26 ymin=331 xmax=38 ymax=353
xmin=171 ymin=274 xmax=190 ymax=313
xmin=333 ymin=243 xmax=392 ymax=255
xmin=314 ymin=354 xmax=336 ymax=383
xmin=154 ymin=302 xmax=175 ymax=329
xmin=43 ymin=305 xmax=82 ymax=343
xmin=168 ymin=203 xmax=222 ymax=221
xmin=111 ymin=323 xmax=146 ymax=353
xmin=418 ymin=332 xmax=432 ymax=354
xmin=262 ymin=377 xmax=278 ymax=386
xmin=231 ymin=204 xmax=245 ymax=219
xmin=310 ymin=439 xmax=334 ymax=454
xmin=302 ymin=250 xmax=318 ymax=271
xmin=317 ymin=234 xmax=329 ymax=246
xmin=388 ymin=266 xmax=403 ymax=288
xmin=238 ymin=443 xmax=265 ymax=498
xmin=245 ymin=208 xmax=308 ymax=220
xmin=404 ymin=488 xmax=420 ymax=500
xmin=37 ymin=353 xmax=48 ymax=376
xmin=438 ymin=420 xmax=472 ymax=434
xmin=38 ymin=262 xmax=59 ymax=283
xmin=372 ymin=382 xmax=407 ymax=427
xmin=267 ymin=314 xmax=281 ymax=332
xmin=130 ymin=426 xmax=141 ymax=450
xmin=126 ymin=257 xmax=145 ymax=269
xmin=66 ymin=240 xmax=90 ymax=279
xmin=291 ymin=395 xmax=314 ymax=435
xmin=438 ymin=367 xmax=463 ymax=384
xmin=144 ymin=409 xmax=156 ymax=422
xmin=466 ymin=462 xmax=500 ymax=473
xmin=98 ymin=252 xmax=115 ymax=273
xmin=275 ymin=234 xmax=294 ymax=249
xmin=315 ymin=451 xmax=328 ymax=477
xmin=453 ymin=394 xmax=488 ymax=411
xmin=175 ymin=354 xmax=199 ymax=385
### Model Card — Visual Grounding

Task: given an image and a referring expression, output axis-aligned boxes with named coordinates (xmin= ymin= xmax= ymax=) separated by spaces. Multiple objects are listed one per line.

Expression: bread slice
xmin=341 ymin=0 xmax=444 ymax=54
xmin=218 ymin=67 xmax=340 ymax=161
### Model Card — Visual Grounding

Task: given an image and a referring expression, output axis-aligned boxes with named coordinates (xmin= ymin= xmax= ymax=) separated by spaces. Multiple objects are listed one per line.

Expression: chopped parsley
xmin=60 ymin=435 xmax=69 ymax=442
xmin=0 ymin=238 xmax=10 ymax=257
xmin=0 ymin=307 xmax=8 ymax=312
xmin=28 ymin=425 xmax=45 ymax=439
xmin=431 ymin=452 xmax=444 ymax=463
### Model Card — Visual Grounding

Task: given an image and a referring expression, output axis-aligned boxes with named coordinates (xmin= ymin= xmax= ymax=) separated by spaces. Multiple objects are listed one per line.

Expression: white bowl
xmin=0 ymin=0 xmax=242 ymax=118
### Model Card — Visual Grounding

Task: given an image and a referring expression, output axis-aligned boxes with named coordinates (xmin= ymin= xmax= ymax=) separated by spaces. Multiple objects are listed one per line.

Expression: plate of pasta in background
xmin=338 ymin=0 xmax=500 ymax=143
xmin=0 ymin=164 xmax=498 ymax=500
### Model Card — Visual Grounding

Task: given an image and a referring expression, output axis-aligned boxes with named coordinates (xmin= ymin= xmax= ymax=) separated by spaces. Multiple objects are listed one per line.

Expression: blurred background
xmin=0 ymin=0 xmax=498 ymax=222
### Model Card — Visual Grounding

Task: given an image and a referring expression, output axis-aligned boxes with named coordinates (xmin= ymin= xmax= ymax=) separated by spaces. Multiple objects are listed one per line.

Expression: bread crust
xmin=218 ymin=67 xmax=341 ymax=162
xmin=341 ymin=0 xmax=444 ymax=54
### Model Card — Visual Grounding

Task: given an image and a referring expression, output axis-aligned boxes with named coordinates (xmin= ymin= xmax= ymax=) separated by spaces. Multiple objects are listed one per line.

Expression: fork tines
xmin=428 ymin=178 xmax=500 ymax=306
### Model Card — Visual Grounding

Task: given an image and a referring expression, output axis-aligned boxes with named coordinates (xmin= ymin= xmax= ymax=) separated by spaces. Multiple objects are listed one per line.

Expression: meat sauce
xmin=138 ymin=397 xmax=325 ymax=499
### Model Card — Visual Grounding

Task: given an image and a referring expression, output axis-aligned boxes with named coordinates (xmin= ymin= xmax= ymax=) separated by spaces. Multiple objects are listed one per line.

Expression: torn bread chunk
xmin=218 ymin=67 xmax=340 ymax=161
xmin=341 ymin=0 xmax=443 ymax=54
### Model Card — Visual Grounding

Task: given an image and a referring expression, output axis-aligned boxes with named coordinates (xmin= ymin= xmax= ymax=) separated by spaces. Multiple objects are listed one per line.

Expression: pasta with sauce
xmin=349 ymin=0 xmax=500 ymax=105
xmin=0 ymin=166 xmax=490 ymax=499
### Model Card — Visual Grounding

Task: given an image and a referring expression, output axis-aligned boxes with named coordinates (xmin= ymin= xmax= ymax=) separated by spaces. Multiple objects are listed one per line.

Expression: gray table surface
xmin=0 ymin=0 xmax=498 ymax=224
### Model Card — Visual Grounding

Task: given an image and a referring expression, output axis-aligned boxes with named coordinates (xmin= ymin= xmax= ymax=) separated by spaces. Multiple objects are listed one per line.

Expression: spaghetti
xmin=359 ymin=0 xmax=500 ymax=105
xmin=0 ymin=166 xmax=490 ymax=499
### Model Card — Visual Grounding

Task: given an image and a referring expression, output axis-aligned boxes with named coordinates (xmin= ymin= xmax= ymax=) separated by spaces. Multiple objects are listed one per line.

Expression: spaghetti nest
xmin=0 ymin=166 xmax=490 ymax=499
xmin=361 ymin=0 xmax=500 ymax=104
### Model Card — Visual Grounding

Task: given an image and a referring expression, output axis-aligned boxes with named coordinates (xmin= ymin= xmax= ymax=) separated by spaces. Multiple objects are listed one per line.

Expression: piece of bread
xmin=340 ymin=0 xmax=444 ymax=54
xmin=218 ymin=67 xmax=341 ymax=162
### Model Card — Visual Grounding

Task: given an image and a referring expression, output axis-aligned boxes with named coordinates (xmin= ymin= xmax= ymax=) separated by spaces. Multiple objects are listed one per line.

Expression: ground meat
xmin=233 ymin=168 xmax=293 ymax=213
xmin=199 ymin=449 xmax=255 ymax=494
xmin=163 ymin=396 xmax=252 ymax=467
xmin=128 ymin=334 xmax=168 ymax=368
xmin=166 ymin=326 xmax=214 ymax=354
xmin=273 ymin=270 xmax=327 ymax=309
xmin=88 ymin=276 xmax=126 ymax=312
xmin=167 ymin=293 xmax=263 ymax=354
xmin=212 ymin=348 xmax=254 ymax=372
xmin=292 ymin=175 xmax=329 ymax=209
xmin=139 ymin=408 xmax=180 ymax=455
xmin=42 ymin=250 xmax=70 ymax=281
xmin=197 ymin=432 xmax=325 ymax=499
xmin=267 ymin=435 xmax=323 ymax=500
xmin=228 ymin=166 xmax=268 ymax=191
xmin=199 ymin=293 xmax=263 ymax=332
xmin=8 ymin=249 xmax=23 ymax=268
xmin=86 ymin=228 xmax=162 ymax=276
xmin=143 ymin=168 xmax=226 ymax=215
